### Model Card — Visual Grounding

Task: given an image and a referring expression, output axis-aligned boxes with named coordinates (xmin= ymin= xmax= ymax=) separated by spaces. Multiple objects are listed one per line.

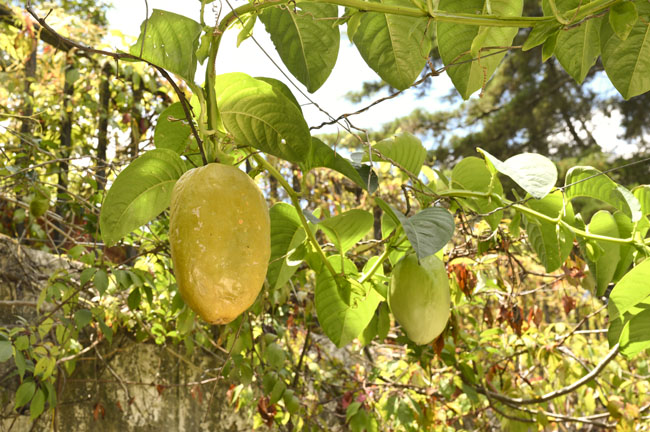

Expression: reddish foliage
xmin=257 ymin=396 xmax=277 ymax=427
xmin=527 ymin=305 xmax=543 ymax=327
xmin=93 ymin=402 xmax=105 ymax=421
xmin=433 ymin=333 xmax=445 ymax=357
xmin=562 ymin=295 xmax=577 ymax=315
xmin=341 ymin=391 xmax=354 ymax=410
xmin=190 ymin=384 xmax=203 ymax=404
xmin=449 ymin=263 xmax=477 ymax=299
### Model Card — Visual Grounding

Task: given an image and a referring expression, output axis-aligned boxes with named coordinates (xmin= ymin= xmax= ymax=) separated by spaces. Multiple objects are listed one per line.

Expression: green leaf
xmin=128 ymin=287 xmax=142 ymax=310
xmin=154 ymin=103 xmax=192 ymax=153
xmin=633 ymin=185 xmax=650 ymax=216
xmin=479 ymin=149 xmax=557 ymax=199
xmin=255 ymin=77 xmax=301 ymax=111
xmin=542 ymin=31 xmax=558 ymax=62
xmin=0 ymin=340 xmax=11 ymax=362
xmin=608 ymin=258 xmax=650 ymax=321
xmin=265 ymin=343 xmax=286 ymax=369
xmin=609 ymin=1 xmax=639 ymax=41
xmin=129 ymin=10 xmax=202 ymax=82
xmin=74 ymin=309 xmax=93 ymax=329
xmin=619 ymin=307 xmax=650 ymax=357
xmin=451 ymin=156 xmax=503 ymax=230
xmin=267 ymin=203 xmax=306 ymax=290
xmin=612 ymin=211 xmax=635 ymax=282
xmin=215 ymin=73 xmax=311 ymax=163
xmin=523 ymin=190 xmax=576 ymax=272
xmin=15 ymin=379 xmax=36 ymax=409
xmin=522 ymin=21 xmax=561 ymax=51
xmin=94 ymin=269 xmax=108 ymax=295
xmin=303 ymin=138 xmax=376 ymax=191
xmin=100 ymin=149 xmax=186 ymax=246
xmin=367 ymin=132 xmax=427 ymax=176
xmin=351 ymin=0 xmax=432 ymax=90
xmin=319 ymin=209 xmax=374 ymax=253
xmin=587 ymin=210 xmax=621 ymax=297
xmin=542 ymin=0 xmax=602 ymax=83
xmin=438 ymin=0 xmax=523 ymax=99
xmin=393 ymin=206 xmax=455 ymax=260
xmin=555 ymin=17 xmax=602 ymax=84
xmin=237 ymin=14 xmax=256 ymax=47
xmin=259 ymin=2 xmax=340 ymax=92
xmin=600 ymin=0 xmax=650 ymax=99
xmin=29 ymin=387 xmax=46 ymax=420
xmin=315 ymin=257 xmax=382 ymax=347
xmin=564 ymin=166 xmax=638 ymax=219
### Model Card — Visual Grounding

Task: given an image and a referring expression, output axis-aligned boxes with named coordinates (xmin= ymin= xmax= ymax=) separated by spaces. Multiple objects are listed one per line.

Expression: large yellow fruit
xmin=169 ymin=163 xmax=270 ymax=324
xmin=388 ymin=254 xmax=451 ymax=345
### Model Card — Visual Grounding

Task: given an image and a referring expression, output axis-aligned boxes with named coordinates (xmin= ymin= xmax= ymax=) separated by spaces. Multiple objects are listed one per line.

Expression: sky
xmin=105 ymin=0 xmax=455 ymax=137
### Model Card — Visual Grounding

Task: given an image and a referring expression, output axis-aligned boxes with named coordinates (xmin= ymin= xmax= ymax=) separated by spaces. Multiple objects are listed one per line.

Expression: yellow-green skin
xmin=388 ymin=254 xmax=451 ymax=345
xmin=169 ymin=164 xmax=270 ymax=324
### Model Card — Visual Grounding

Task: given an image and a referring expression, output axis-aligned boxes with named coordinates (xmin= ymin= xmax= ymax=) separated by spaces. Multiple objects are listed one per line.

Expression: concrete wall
xmin=0 ymin=235 xmax=251 ymax=431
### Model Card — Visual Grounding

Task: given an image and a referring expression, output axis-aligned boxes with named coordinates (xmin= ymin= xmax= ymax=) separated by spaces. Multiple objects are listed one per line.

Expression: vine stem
xmin=436 ymin=189 xmax=647 ymax=246
xmin=249 ymin=152 xmax=339 ymax=279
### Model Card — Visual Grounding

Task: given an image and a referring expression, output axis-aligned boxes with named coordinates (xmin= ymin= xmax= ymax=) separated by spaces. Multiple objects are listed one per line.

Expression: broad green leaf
xmin=74 ymin=309 xmax=93 ymax=329
xmin=30 ymin=388 xmax=46 ymax=420
xmin=612 ymin=211 xmax=635 ymax=282
xmin=214 ymin=73 xmax=311 ymax=163
xmin=523 ymin=190 xmax=576 ymax=272
xmin=479 ymin=149 xmax=557 ymax=199
xmin=619 ymin=307 xmax=650 ymax=357
xmin=237 ymin=14 xmax=256 ymax=47
xmin=438 ymin=0 xmax=523 ymax=99
xmin=94 ymin=269 xmax=108 ymax=295
xmin=154 ymin=103 xmax=192 ymax=153
xmin=587 ymin=210 xmax=621 ymax=297
xmin=315 ymin=257 xmax=382 ymax=347
xmin=609 ymin=1 xmax=639 ymax=41
xmin=600 ymin=0 xmax=650 ymax=99
xmin=129 ymin=10 xmax=202 ymax=82
xmin=542 ymin=31 xmax=558 ymax=62
xmin=320 ymin=209 xmax=374 ymax=253
xmin=255 ymin=77 xmax=301 ymax=111
xmin=564 ymin=166 xmax=637 ymax=219
xmin=0 ymin=340 xmax=11 ymax=362
xmin=260 ymin=3 xmax=340 ymax=92
xmin=451 ymin=156 xmax=503 ymax=230
xmin=633 ymin=185 xmax=650 ymax=215
xmin=542 ymin=0 xmax=601 ymax=84
xmin=351 ymin=0 xmax=432 ymax=90
xmin=609 ymin=258 xmax=650 ymax=321
xmin=100 ymin=149 xmax=186 ymax=246
xmin=366 ymin=132 xmax=427 ymax=176
xmin=15 ymin=379 xmax=36 ymax=409
xmin=267 ymin=203 xmax=306 ymax=290
xmin=393 ymin=206 xmax=455 ymax=260
xmin=522 ymin=21 xmax=561 ymax=51
xmin=555 ymin=17 xmax=602 ymax=83
xmin=303 ymin=138 xmax=376 ymax=191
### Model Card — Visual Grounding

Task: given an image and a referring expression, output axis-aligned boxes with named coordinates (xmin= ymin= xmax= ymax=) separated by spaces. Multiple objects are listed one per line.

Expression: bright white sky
xmin=105 ymin=0 xmax=634 ymax=155
xmin=105 ymin=0 xmax=455 ymax=137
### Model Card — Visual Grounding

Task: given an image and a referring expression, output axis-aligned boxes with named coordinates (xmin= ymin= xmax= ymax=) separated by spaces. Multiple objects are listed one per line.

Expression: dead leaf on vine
xmin=562 ymin=295 xmax=576 ymax=315
xmin=257 ymin=396 xmax=276 ymax=427
xmin=93 ymin=402 xmax=105 ymax=421
xmin=190 ymin=384 xmax=203 ymax=404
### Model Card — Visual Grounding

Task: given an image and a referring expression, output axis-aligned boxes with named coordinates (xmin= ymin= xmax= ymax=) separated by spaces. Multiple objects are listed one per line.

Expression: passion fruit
xmin=388 ymin=254 xmax=451 ymax=345
xmin=169 ymin=163 xmax=270 ymax=324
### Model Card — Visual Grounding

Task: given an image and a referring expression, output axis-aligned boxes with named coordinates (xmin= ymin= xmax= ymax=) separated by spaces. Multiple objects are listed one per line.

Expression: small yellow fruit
xmin=388 ymin=254 xmax=451 ymax=345
xmin=169 ymin=163 xmax=270 ymax=324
